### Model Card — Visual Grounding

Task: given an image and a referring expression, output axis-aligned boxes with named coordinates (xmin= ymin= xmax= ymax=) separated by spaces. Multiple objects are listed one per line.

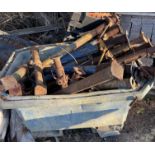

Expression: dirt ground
xmin=115 ymin=99 xmax=155 ymax=142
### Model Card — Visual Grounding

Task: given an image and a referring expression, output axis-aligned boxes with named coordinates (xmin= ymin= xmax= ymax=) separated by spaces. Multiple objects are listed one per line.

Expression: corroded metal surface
xmin=0 ymin=65 xmax=28 ymax=96
xmin=0 ymin=76 xmax=22 ymax=96
xmin=0 ymin=76 xmax=18 ymax=91
xmin=53 ymin=57 xmax=68 ymax=88
xmin=103 ymin=24 xmax=122 ymax=40
xmin=8 ymin=83 xmax=22 ymax=96
xmin=12 ymin=66 xmax=28 ymax=81
xmin=58 ymin=44 xmax=155 ymax=94
xmin=31 ymin=48 xmax=47 ymax=96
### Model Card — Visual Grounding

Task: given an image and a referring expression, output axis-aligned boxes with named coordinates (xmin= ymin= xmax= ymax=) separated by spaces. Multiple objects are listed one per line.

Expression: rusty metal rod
xmin=57 ymin=46 xmax=155 ymax=94
xmin=42 ymin=58 xmax=54 ymax=68
xmin=87 ymin=12 xmax=119 ymax=24
xmin=31 ymin=48 xmax=47 ymax=96
xmin=53 ymin=57 xmax=68 ymax=88
xmin=130 ymin=32 xmax=151 ymax=47
xmin=0 ymin=65 xmax=27 ymax=92
xmin=110 ymin=32 xmax=151 ymax=57
xmin=41 ymin=24 xmax=121 ymax=69
xmin=104 ymin=33 xmax=129 ymax=49
xmin=101 ymin=32 xmax=152 ymax=60
xmin=12 ymin=66 xmax=28 ymax=81
xmin=57 ymin=65 xmax=113 ymax=94
xmin=41 ymin=22 xmax=109 ymax=67
xmin=71 ymin=22 xmax=109 ymax=50
xmin=103 ymin=24 xmax=122 ymax=40
xmin=130 ymin=32 xmax=153 ymax=50
xmin=118 ymin=46 xmax=155 ymax=64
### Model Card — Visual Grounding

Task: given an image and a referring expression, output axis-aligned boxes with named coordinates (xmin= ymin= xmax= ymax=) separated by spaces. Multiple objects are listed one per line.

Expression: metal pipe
xmin=0 ymin=65 xmax=28 ymax=96
xmin=105 ymin=33 xmax=129 ymax=49
xmin=57 ymin=45 xmax=155 ymax=94
xmin=118 ymin=46 xmax=155 ymax=64
xmin=42 ymin=58 xmax=54 ymax=68
xmin=42 ymin=23 xmax=108 ymax=62
xmin=64 ymin=65 xmax=96 ymax=75
xmin=53 ymin=57 xmax=68 ymax=88
xmin=108 ymin=32 xmax=152 ymax=57
xmin=12 ymin=66 xmax=28 ymax=81
xmin=130 ymin=32 xmax=153 ymax=50
xmin=31 ymin=48 xmax=47 ymax=96
xmin=73 ymin=23 xmax=108 ymax=49
xmin=103 ymin=24 xmax=122 ymax=40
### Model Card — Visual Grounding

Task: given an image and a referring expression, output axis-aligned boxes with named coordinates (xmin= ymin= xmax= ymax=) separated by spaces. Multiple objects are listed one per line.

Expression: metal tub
xmin=0 ymin=43 xmax=154 ymax=140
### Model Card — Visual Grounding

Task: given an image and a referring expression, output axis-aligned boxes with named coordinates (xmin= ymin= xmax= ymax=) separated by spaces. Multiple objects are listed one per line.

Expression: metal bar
xmin=57 ymin=46 xmax=155 ymax=94
xmin=72 ymin=22 xmax=108 ymax=50
xmin=104 ymin=24 xmax=122 ymax=40
xmin=41 ymin=23 xmax=109 ymax=68
xmin=64 ymin=65 xmax=96 ymax=74
xmin=51 ymin=22 xmax=108 ymax=58
xmin=31 ymin=48 xmax=47 ymax=96
xmin=57 ymin=66 xmax=113 ymax=94
xmin=118 ymin=46 xmax=155 ymax=64
xmin=111 ymin=43 xmax=130 ymax=56
xmin=42 ymin=58 xmax=54 ymax=68
xmin=111 ymin=32 xmax=152 ymax=57
xmin=0 ymin=65 xmax=27 ymax=93
xmin=53 ymin=57 xmax=68 ymax=88
xmin=105 ymin=33 xmax=129 ymax=49
xmin=12 ymin=66 xmax=28 ymax=81
xmin=130 ymin=32 xmax=153 ymax=49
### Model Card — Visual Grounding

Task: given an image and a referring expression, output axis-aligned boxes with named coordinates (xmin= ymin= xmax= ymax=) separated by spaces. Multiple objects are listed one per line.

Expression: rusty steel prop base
xmin=53 ymin=57 xmax=68 ymax=88
xmin=31 ymin=48 xmax=47 ymax=96
xmin=0 ymin=76 xmax=22 ymax=96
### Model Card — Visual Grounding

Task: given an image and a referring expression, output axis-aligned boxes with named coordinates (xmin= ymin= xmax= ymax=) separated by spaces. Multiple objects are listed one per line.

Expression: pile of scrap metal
xmin=0 ymin=13 xmax=155 ymax=141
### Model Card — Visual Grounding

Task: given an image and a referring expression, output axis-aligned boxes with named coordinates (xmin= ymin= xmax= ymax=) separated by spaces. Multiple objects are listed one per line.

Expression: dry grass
xmin=0 ymin=13 xmax=72 ymax=44
xmin=0 ymin=12 xmax=72 ymax=31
